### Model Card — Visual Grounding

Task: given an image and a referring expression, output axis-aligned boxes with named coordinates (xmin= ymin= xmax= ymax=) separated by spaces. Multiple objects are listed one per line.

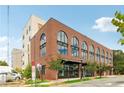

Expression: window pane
xmin=71 ymin=37 xmax=79 ymax=57
xmin=40 ymin=33 xmax=46 ymax=56
xmin=57 ymin=31 xmax=68 ymax=55
xmin=89 ymin=45 xmax=94 ymax=62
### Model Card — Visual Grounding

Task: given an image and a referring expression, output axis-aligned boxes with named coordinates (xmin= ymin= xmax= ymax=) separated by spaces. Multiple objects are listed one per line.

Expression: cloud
xmin=0 ymin=36 xmax=8 ymax=62
xmin=92 ymin=17 xmax=117 ymax=32
xmin=0 ymin=36 xmax=21 ymax=66
xmin=0 ymin=46 xmax=7 ymax=61
xmin=0 ymin=36 xmax=8 ymax=46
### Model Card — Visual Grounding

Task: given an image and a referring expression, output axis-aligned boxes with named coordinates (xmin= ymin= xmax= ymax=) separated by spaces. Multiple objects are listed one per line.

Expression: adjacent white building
xmin=11 ymin=48 xmax=23 ymax=69
xmin=22 ymin=15 xmax=45 ymax=69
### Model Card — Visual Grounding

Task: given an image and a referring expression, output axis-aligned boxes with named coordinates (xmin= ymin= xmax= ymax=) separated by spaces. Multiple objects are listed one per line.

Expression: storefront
xmin=58 ymin=61 xmax=79 ymax=78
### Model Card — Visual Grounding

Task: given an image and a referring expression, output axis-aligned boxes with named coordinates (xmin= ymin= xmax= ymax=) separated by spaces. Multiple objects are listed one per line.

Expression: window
xmin=71 ymin=37 xmax=79 ymax=57
xmin=29 ymin=36 xmax=31 ymax=41
xmin=109 ymin=53 xmax=112 ymax=64
xmin=23 ymin=35 xmax=25 ymax=40
xmin=29 ymin=26 xmax=31 ymax=32
xmin=57 ymin=31 xmax=68 ymax=55
xmin=26 ymin=29 xmax=28 ymax=35
xmin=106 ymin=52 xmax=109 ymax=63
xmin=82 ymin=41 xmax=88 ymax=60
xmin=28 ymin=44 xmax=29 ymax=52
xmin=101 ymin=49 xmax=105 ymax=63
xmin=40 ymin=33 xmax=46 ymax=56
xmin=22 ymin=44 xmax=24 ymax=48
xmin=89 ymin=44 xmax=95 ymax=62
xmin=96 ymin=48 xmax=100 ymax=63
xmin=58 ymin=63 xmax=79 ymax=78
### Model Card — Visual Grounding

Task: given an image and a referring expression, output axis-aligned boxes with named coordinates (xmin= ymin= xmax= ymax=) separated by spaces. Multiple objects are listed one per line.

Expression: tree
xmin=0 ymin=60 xmax=8 ymax=66
xmin=85 ymin=62 xmax=98 ymax=77
xmin=112 ymin=11 xmax=124 ymax=45
xmin=48 ymin=59 xmax=63 ymax=71
xmin=99 ymin=64 xmax=111 ymax=77
xmin=48 ymin=59 xmax=63 ymax=79
xmin=113 ymin=50 xmax=124 ymax=74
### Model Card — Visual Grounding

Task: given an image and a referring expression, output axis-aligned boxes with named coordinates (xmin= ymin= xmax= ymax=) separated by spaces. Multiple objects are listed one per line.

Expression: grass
xmin=28 ymin=76 xmax=104 ymax=87
xmin=95 ymin=76 xmax=104 ymax=79
xmin=25 ymin=79 xmax=49 ymax=84
xmin=64 ymin=77 xmax=91 ymax=84
xmin=32 ymin=84 xmax=50 ymax=87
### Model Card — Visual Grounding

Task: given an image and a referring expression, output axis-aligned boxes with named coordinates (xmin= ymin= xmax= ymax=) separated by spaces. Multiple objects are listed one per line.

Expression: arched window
xmin=57 ymin=31 xmax=68 ymax=55
xmin=101 ymin=49 xmax=105 ymax=63
xmin=40 ymin=33 xmax=46 ymax=56
xmin=89 ymin=44 xmax=95 ymax=62
xmin=106 ymin=52 xmax=109 ymax=63
xmin=96 ymin=48 xmax=100 ymax=62
xmin=71 ymin=37 xmax=79 ymax=57
xmin=82 ymin=41 xmax=88 ymax=60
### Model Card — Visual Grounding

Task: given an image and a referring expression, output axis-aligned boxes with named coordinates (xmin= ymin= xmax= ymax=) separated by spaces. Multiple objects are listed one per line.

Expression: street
xmin=1 ymin=75 xmax=124 ymax=87
xmin=56 ymin=75 xmax=124 ymax=87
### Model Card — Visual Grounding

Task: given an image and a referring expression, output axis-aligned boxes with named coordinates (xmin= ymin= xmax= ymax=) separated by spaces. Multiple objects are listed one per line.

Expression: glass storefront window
xmin=58 ymin=62 xmax=79 ymax=78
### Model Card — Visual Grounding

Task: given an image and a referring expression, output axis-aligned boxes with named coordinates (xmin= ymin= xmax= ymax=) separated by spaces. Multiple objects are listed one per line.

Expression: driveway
xmin=56 ymin=75 xmax=124 ymax=87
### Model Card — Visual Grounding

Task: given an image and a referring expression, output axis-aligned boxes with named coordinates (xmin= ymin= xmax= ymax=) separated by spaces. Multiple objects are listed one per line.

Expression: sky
xmin=0 ymin=5 xmax=124 ymax=66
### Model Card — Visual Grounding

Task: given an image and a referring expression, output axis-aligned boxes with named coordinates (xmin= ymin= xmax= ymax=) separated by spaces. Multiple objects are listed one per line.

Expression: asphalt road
xmin=57 ymin=75 xmax=124 ymax=87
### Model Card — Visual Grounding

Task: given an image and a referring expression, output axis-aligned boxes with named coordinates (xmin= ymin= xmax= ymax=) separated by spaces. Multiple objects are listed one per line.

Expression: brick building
xmin=31 ymin=18 xmax=113 ymax=80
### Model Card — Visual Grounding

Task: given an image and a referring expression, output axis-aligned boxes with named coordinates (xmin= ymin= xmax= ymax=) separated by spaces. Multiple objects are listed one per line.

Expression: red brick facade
xmin=31 ymin=18 xmax=113 ymax=80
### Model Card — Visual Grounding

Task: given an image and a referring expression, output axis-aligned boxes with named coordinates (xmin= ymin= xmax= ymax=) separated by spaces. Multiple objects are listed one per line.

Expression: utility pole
xmin=7 ymin=6 xmax=9 ymax=66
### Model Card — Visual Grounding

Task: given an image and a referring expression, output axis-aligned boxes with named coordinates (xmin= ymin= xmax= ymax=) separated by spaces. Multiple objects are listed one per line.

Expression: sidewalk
xmin=36 ymin=75 xmax=117 ymax=86
xmin=40 ymin=78 xmax=80 ymax=85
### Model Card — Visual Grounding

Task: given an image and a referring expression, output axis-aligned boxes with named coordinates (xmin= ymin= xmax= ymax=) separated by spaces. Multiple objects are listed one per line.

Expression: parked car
xmin=6 ymin=72 xmax=22 ymax=81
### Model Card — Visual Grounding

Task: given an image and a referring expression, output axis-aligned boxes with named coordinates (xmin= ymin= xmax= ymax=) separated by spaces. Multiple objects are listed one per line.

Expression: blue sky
xmin=0 ymin=5 xmax=124 ymax=65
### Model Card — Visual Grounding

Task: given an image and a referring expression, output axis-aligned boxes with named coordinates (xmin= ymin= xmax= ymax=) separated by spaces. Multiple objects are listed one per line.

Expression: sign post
xmin=32 ymin=61 xmax=36 ymax=85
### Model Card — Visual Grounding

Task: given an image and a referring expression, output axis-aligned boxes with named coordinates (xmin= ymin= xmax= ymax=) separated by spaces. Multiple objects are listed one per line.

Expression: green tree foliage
xmin=0 ymin=60 xmax=8 ymax=66
xmin=85 ymin=62 xmax=98 ymax=76
xmin=48 ymin=59 xmax=63 ymax=71
xmin=113 ymin=50 xmax=124 ymax=74
xmin=22 ymin=64 xmax=32 ymax=79
xmin=112 ymin=11 xmax=124 ymax=45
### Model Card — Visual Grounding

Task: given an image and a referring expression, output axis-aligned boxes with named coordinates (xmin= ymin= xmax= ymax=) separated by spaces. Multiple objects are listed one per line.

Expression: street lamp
xmin=80 ymin=57 xmax=86 ymax=79
xmin=80 ymin=59 xmax=83 ymax=80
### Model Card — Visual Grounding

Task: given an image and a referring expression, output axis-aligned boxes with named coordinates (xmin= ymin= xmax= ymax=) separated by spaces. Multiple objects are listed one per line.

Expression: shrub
xmin=22 ymin=64 xmax=31 ymax=79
